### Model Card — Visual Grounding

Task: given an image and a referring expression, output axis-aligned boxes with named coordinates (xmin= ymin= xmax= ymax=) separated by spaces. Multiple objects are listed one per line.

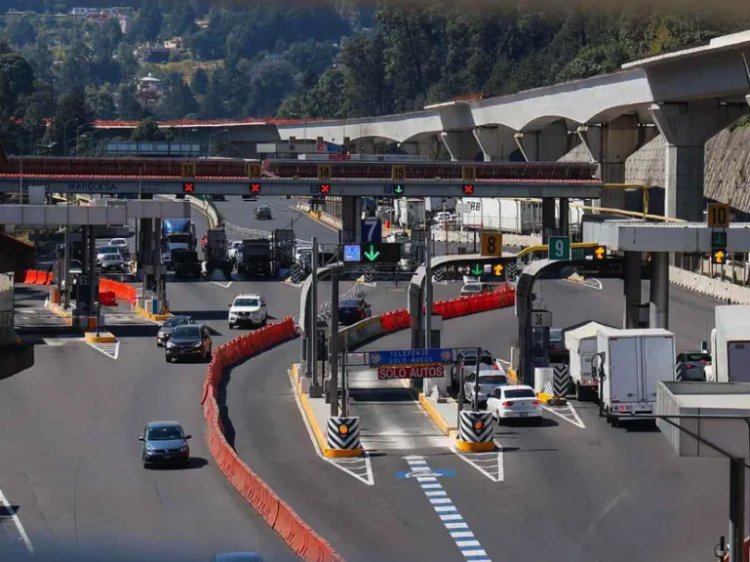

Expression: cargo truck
xmin=709 ymin=305 xmax=750 ymax=383
xmin=172 ymin=249 xmax=201 ymax=278
xmin=161 ymin=219 xmax=196 ymax=270
xmin=593 ymin=328 xmax=676 ymax=425
xmin=202 ymin=228 xmax=232 ymax=280
xmin=564 ymin=321 xmax=615 ymax=401
xmin=236 ymin=238 xmax=274 ymax=277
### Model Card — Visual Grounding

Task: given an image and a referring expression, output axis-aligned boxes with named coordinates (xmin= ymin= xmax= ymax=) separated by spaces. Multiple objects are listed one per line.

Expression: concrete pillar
xmin=649 ymin=252 xmax=669 ymax=329
xmin=649 ymin=101 xmax=747 ymax=221
xmin=439 ymin=130 xmax=480 ymax=161
xmin=542 ymin=199 xmax=556 ymax=244
xmin=577 ymin=115 xmax=643 ymax=210
xmin=472 ymin=126 xmax=517 ymax=162
xmin=514 ymin=121 xmax=572 ymax=162
xmin=623 ymin=251 xmax=642 ymax=329
xmin=341 ymin=196 xmax=361 ymax=244
xmin=559 ymin=198 xmax=569 ymax=237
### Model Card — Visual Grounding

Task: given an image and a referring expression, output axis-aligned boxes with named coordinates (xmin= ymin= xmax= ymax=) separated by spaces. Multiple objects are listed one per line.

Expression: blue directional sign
xmin=343 ymin=244 xmax=362 ymax=262
xmin=361 ymin=218 xmax=382 ymax=243
xmin=369 ymin=348 xmax=454 ymax=366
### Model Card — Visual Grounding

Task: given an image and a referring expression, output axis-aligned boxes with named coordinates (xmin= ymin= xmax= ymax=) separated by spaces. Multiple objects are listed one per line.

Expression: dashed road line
xmin=404 ymin=455 xmax=491 ymax=562
xmin=0 ymin=489 xmax=33 ymax=554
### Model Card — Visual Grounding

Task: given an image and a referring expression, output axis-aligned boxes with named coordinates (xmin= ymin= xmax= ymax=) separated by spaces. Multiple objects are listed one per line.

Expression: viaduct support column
xmin=577 ymin=115 xmax=644 ymax=210
xmin=649 ymin=252 xmax=669 ymax=330
xmin=341 ymin=196 xmax=361 ymax=244
xmin=623 ymin=251 xmax=642 ymax=329
xmin=559 ymin=197 xmax=569 ymax=237
xmin=513 ymin=121 xmax=571 ymax=162
xmin=649 ymin=101 xmax=747 ymax=221
xmin=440 ymin=130 xmax=480 ymax=161
xmin=398 ymin=134 xmax=442 ymax=160
xmin=542 ymin=199 xmax=556 ymax=244
xmin=472 ymin=126 xmax=517 ymax=162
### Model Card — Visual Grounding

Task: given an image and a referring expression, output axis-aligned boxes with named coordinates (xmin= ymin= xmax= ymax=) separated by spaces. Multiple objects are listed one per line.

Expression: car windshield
xmin=163 ymin=317 xmax=189 ymax=328
xmin=146 ymin=425 xmax=184 ymax=440
xmin=100 ymin=247 xmax=119 ymax=254
xmin=339 ymin=299 xmax=361 ymax=308
xmin=479 ymin=375 xmax=507 ymax=385
xmin=171 ymin=326 xmax=200 ymax=338
xmin=234 ymin=298 xmax=260 ymax=307
xmin=504 ymin=389 xmax=536 ymax=399
xmin=70 ymin=260 xmax=82 ymax=269
xmin=111 ymin=239 xmax=126 ymax=246
xmin=258 ymin=206 xmax=271 ymax=212
xmin=463 ymin=284 xmax=482 ymax=292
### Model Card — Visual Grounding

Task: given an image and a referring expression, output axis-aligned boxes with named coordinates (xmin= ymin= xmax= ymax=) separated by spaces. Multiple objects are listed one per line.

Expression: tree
xmin=51 ymin=87 xmax=92 ymax=155
xmin=340 ymin=32 xmax=390 ymax=116
xmin=7 ymin=15 xmax=36 ymax=48
xmin=156 ymin=74 xmax=198 ymax=119
xmin=301 ymin=68 xmax=350 ymax=118
xmin=191 ymin=68 xmax=209 ymax=95
xmin=88 ymin=86 xmax=116 ymax=119
xmin=115 ymin=83 xmax=143 ymax=120
xmin=58 ymin=40 xmax=92 ymax=92
xmin=132 ymin=2 xmax=163 ymax=42
xmin=244 ymin=59 xmax=296 ymax=116
xmin=130 ymin=117 xmax=169 ymax=141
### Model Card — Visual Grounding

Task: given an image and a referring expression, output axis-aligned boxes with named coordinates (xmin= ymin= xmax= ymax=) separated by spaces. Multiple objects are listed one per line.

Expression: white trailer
xmin=564 ymin=322 xmax=615 ymax=401
xmin=456 ymin=198 xmax=583 ymax=234
xmin=394 ymin=198 xmax=425 ymax=229
xmin=596 ymin=328 xmax=676 ymax=425
xmin=709 ymin=305 xmax=750 ymax=383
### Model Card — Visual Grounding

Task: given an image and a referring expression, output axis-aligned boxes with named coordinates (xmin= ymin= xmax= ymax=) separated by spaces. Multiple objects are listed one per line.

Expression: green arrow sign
xmin=393 ymin=184 xmax=404 ymax=195
xmin=364 ymin=244 xmax=381 ymax=261
xmin=471 ymin=264 xmax=483 ymax=276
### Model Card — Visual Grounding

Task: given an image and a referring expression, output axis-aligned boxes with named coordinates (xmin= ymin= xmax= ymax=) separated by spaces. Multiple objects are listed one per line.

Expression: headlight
xmin=179 ymin=444 xmax=189 ymax=452
xmin=192 ymin=342 xmax=202 ymax=348
xmin=146 ymin=443 xmax=155 ymax=451
xmin=166 ymin=341 xmax=176 ymax=348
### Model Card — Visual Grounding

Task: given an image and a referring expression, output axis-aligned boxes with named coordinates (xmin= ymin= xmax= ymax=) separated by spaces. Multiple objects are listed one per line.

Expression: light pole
xmin=208 ymin=128 xmax=228 ymax=157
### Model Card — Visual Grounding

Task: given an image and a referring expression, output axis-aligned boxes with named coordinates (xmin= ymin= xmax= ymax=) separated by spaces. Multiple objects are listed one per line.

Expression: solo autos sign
xmin=377 ymin=363 xmax=446 ymax=380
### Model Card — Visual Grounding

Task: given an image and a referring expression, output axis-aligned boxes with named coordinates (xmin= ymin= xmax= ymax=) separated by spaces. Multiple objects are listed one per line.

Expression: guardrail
xmin=186 ymin=195 xmax=221 ymax=229
xmin=200 ymin=317 xmax=344 ymax=562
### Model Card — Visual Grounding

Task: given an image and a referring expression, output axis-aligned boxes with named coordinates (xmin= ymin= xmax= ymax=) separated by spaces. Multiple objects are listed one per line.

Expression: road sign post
xmin=548 ymin=236 xmax=571 ymax=261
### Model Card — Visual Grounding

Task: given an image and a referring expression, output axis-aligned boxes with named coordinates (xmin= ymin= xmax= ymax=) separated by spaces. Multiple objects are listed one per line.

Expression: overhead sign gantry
xmin=0 ymin=156 xmax=602 ymax=199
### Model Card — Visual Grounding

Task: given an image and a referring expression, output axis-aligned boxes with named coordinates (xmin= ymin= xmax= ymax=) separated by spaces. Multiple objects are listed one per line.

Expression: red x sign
xmin=250 ymin=183 xmax=261 ymax=193
xmin=182 ymin=182 xmax=194 ymax=193
xmin=463 ymin=184 xmax=474 ymax=195
xmin=320 ymin=183 xmax=331 ymax=194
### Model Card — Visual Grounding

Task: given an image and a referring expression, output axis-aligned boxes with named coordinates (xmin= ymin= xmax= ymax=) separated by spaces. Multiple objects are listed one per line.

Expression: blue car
xmin=139 ymin=421 xmax=191 ymax=468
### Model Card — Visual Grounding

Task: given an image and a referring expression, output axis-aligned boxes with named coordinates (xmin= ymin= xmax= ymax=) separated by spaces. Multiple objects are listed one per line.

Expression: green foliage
xmin=130 ymin=116 xmax=171 ymax=141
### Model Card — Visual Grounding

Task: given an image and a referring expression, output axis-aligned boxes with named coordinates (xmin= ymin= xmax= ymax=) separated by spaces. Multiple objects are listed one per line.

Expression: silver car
xmin=464 ymin=368 xmax=508 ymax=406
xmin=156 ymin=315 xmax=194 ymax=346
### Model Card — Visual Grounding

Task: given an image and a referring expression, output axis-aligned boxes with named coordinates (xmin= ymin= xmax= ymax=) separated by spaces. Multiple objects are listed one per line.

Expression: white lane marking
xmin=565 ymin=277 xmax=603 ymax=290
xmin=87 ymin=341 xmax=120 ymax=360
xmin=542 ymin=402 xmax=586 ymax=429
xmin=0 ymin=489 xmax=34 ymax=554
xmin=210 ymin=281 xmax=234 ymax=289
xmin=453 ymin=443 xmax=504 ymax=483
xmin=287 ymin=369 xmax=374 ymax=486
xmin=404 ymin=456 xmax=492 ymax=562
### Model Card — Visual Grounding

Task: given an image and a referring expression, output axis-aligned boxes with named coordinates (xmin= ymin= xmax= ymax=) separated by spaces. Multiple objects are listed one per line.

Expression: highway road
xmin=2 ymin=194 xmax=733 ymax=562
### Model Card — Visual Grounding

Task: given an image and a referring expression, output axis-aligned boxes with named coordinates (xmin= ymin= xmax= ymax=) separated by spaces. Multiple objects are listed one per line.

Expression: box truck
xmin=709 ymin=305 xmax=750 ymax=383
xmin=594 ymin=328 xmax=676 ymax=425
xmin=564 ymin=321 xmax=615 ymax=401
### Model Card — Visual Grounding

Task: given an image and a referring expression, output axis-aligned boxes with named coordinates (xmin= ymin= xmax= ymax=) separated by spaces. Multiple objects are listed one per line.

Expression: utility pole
xmin=424 ymin=239 xmax=432 ymax=349
xmin=63 ymin=226 xmax=70 ymax=309
xmin=329 ymin=265 xmax=339 ymax=416
xmin=728 ymin=457 xmax=745 ymax=562
xmin=310 ymin=236 xmax=320 ymax=395
xmin=473 ymin=346 xmax=482 ymax=411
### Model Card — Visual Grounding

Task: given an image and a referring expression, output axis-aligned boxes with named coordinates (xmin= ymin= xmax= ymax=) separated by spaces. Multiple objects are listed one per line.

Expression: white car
xmin=433 ymin=211 xmax=452 ymax=224
xmin=463 ymin=369 xmax=508 ymax=406
xmin=460 ymin=282 xmax=483 ymax=296
xmin=228 ymin=241 xmax=243 ymax=262
xmin=386 ymin=230 xmax=408 ymax=243
xmin=109 ymin=238 xmax=128 ymax=249
xmin=228 ymin=294 xmax=268 ymax=329
xmin=96 ymin=245 xmax=121 ymax=264
xmin=487 ymin=385 xmax=543 ymax=424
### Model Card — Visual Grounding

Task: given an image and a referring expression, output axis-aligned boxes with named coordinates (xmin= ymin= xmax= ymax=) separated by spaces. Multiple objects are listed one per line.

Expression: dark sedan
xmin=139 ymin=421 xmax=191 ymax=468
xmin=165 ymin=324 xmax=212 ymax=363
xmin=156 ymin=315 xmax=194 ymax=347
xmin=337 ymin=297 xmax=372 ymax=326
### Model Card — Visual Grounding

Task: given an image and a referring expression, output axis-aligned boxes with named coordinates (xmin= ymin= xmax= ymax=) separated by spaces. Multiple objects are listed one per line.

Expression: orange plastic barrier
xmin=200 ymin=317 xmax=342 ymax=562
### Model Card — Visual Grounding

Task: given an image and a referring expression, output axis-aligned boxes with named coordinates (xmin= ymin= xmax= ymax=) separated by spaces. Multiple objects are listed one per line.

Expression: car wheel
xmin=228 ymin=323 xmax=234 ymax=330
xmin=143 ymin=461 xmax=150 ymax=469
xmin=165 ymin=355 xmax=171 ymax=363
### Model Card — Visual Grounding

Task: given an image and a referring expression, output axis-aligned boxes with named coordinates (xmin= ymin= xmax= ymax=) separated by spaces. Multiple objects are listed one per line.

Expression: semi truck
xmin=564 ymin=321 xmax=615 ymax=401
xmin=593 ymin=328 xmax=676 ymax=425
xmin=162 ymin=219 xmax=196 ymax=270
xmin=709 ymin=305 xmax=750 ymax=382
xmin=457 ymin=197 xmax=584 ymax=234
xmin=236 ymin=238 xmax=274 ymax=277
xmin=171 ymin=248 xmax=201 ymax=278
xmin=202 ymin=228 xmax=232 ymax=280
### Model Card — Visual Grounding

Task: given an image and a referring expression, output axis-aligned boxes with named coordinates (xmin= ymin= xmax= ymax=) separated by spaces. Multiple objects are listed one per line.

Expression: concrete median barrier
xmin=201 ymin=317 xmax=345 ymax=562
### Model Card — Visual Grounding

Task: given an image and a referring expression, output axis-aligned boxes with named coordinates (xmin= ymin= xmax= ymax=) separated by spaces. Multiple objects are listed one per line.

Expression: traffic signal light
xmin=182 ymin=181 xmax=195 ymax=194
xmin=712 ymin=248 xmax=727 ymax=265
xmin=393 ymin=184 xmax=405 ymax=195
xmin=463 ymin=184 xmax=474 ymax=195
xmin=593 ymin=245 xmax=606 ymax=260
xmin=712 ymin=230 xmax=727 ymax=248
xmin=319 ymin=183 xmax=331 ymax=195
xmin=249 ymin=183 xmax=262 ymax=194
